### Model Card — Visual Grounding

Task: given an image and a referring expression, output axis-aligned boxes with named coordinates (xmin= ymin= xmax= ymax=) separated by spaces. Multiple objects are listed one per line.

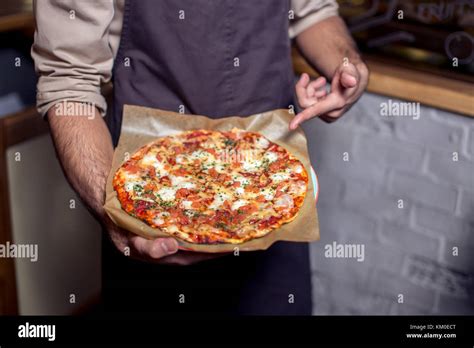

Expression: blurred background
xmin=0 ymin=0 xmax=472 ymax=315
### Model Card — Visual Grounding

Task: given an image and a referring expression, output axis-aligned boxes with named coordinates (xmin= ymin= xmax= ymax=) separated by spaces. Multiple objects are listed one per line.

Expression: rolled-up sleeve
xmin=289 ymin=0 xmax=339 ymax=39
xmin=32 ymin=0 xmax=116 ymax=116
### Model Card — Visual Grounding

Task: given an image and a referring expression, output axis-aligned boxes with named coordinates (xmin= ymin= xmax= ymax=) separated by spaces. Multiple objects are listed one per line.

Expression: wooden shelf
xmin=2 ymin=107 xmax=48 ymax=147
xmin=292 ymin=49 xmax=474 ymax=117
xmin=0 ymin=12 xmax=33 ymax=33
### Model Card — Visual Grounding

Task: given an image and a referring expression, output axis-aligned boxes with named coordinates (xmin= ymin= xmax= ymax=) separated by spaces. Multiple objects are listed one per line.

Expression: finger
xmin=289 ymin=94 xmax=343 ymax=130
xmin=306 ymin=76 xmax=326 ymax=98
xmin=295 ymin=73 xmax=310 ymax=89
xmin=339 ymin=63 xmax=359 ymax=89
xmin=330 ymin=69 xmax=356 ymax=101
xmin=340 ymin=71 xmax=357 ymax=89
xmin=321 ymin=101 xmax=353 ymax=123
xmin=295 ymin=73 xmax=310 ymax=95
xmin=295 ymin=73 xmax=313 ymax=107
xmin=131 ymin=236 xmax=178 ymax=259
xmin=326 ymin=100 xmax=354 ymax=119
xmin=298 ymin=98 xmax=316 ymax=108
xmin=326 ymin=108 xmax=344 ymax=119
xmin=313 ymin=88 xmax=327 ymax=99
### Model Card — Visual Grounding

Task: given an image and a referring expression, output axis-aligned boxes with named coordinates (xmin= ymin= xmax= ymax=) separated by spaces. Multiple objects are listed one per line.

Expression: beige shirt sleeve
xmin=32 ymin=0 xmax=123 ymax=116
xmin=289 ymin=0 xmax=339 ymax=38
xmin=32 ymin=0 xmax=336 ymax=116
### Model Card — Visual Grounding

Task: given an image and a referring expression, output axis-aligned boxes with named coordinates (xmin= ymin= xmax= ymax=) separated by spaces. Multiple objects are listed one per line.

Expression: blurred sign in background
xmin=338 ymin=0 xmax=474 ymax=79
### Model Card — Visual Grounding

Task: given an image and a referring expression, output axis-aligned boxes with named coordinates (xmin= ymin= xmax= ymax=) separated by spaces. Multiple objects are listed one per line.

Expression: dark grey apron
xmin=104 ymin=0 xmax=311 ymax=315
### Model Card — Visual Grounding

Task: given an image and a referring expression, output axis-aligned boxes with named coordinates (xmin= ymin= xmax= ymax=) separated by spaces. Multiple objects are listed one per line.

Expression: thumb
xmin=131 ymin=236 xmax=179 ymax=259
xmin=338 ymin=62 xmax=358 ymax=89
xmin=340 ymin=71 xmax=357 ymax=89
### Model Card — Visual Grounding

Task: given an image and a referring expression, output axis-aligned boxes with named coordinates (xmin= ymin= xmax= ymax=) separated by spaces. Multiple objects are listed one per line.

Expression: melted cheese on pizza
xmin=113 ymin=129 xmax=308 ymax=244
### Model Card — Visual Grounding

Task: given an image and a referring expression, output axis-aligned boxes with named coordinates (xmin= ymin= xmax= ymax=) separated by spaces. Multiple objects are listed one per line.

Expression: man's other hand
xmin=290 ymin=61 xmax=368 ymax=129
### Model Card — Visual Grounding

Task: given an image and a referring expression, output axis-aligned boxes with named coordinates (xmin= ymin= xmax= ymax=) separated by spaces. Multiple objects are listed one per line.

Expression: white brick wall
xmin=304 ymin=92 xmax=474 ymax=315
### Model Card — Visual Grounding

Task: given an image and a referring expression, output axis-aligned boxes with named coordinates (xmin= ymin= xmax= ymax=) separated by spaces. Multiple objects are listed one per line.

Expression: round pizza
xmin=113 ymin=129 xmax=308 ymax=244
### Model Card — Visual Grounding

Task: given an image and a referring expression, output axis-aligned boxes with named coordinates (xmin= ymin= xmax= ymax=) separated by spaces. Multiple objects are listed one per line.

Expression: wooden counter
xmin=292 ymin=48 xmax=474 ymax=117
xmin=0 ymin=0 xmax=33 ymax=33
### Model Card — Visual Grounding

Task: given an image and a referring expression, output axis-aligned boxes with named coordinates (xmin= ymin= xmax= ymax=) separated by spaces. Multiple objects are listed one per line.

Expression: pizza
xmin=113 ymin=129 xmax=308 ymax=244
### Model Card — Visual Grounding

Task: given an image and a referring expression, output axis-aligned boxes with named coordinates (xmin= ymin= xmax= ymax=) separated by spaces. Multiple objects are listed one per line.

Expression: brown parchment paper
xmin=104 ymin=105 xmax=320 ymax=253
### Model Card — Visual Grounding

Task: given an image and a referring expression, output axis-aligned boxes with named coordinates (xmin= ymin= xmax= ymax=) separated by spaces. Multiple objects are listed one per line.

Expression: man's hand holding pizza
xmin=47 ymin=106 xmax=219 ymax=266
xmin=104 ymin=217 xmax=219 ymax=265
